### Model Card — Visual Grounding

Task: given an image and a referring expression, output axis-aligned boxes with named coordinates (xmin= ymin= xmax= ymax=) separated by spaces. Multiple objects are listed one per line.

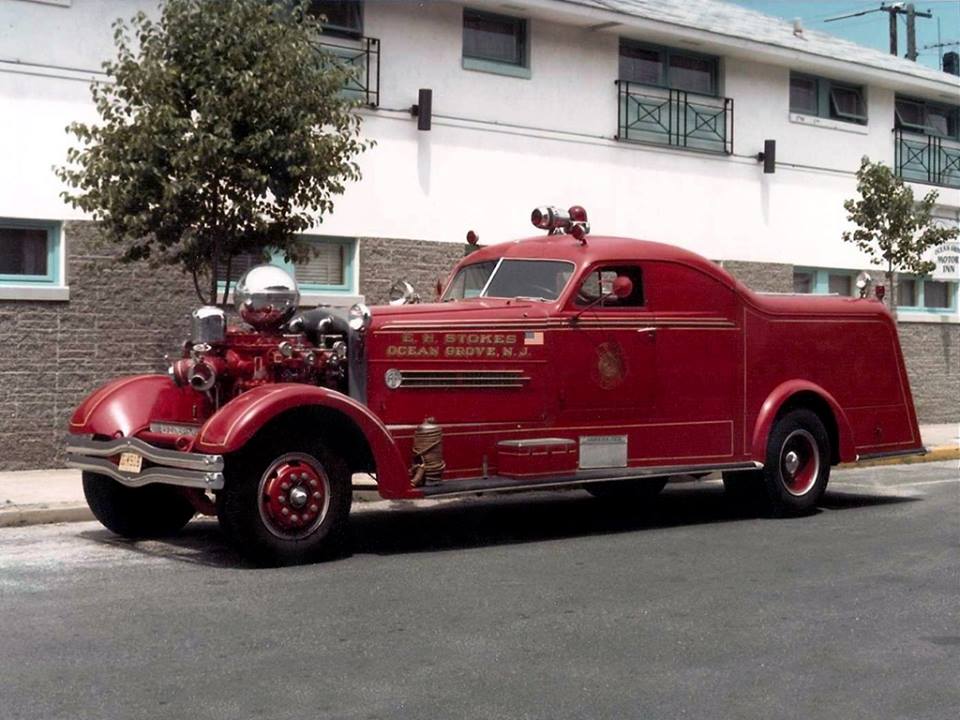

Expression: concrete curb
xmin=0 ymin=489 xmax=383 ymax=529
xmin=2 ymin=449 xmax=956 ymax=529
xmin=0 ymin=503 xmax=95 ymax=528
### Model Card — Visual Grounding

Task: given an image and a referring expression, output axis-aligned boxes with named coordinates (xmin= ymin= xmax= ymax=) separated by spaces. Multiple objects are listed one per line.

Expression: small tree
xmin=842 ymin=157 xmax=958 ymax=311
xmin=57 ymin=0 xmax=370 ymax=305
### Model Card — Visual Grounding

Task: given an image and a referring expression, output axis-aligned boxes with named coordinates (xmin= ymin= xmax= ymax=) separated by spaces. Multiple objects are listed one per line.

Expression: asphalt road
xmin=1 ymin=461 xmax=957 ymax=720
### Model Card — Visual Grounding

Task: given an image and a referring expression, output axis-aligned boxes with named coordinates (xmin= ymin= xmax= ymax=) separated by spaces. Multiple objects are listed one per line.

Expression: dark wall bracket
xmin=411 ymin=88 xmax=433 ymax=131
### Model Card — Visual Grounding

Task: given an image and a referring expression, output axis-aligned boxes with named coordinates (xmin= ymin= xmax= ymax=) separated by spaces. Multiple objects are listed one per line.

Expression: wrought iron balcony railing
xmin=317 ymin=35 xmax=380 ymax=108
xmin=615 ymin=81 xmax=733 ymax=155
xmin=894 ymin=129 xmax=960 ymax=189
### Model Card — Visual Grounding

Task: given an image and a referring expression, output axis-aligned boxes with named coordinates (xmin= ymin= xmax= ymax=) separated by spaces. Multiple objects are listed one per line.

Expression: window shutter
xmin=294 ymin=243 xmax=346 ymax=286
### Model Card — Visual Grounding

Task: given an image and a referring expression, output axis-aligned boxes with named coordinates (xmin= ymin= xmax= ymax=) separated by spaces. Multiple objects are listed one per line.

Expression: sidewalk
xmin=2 ymin=424 xmax=957 ymax=528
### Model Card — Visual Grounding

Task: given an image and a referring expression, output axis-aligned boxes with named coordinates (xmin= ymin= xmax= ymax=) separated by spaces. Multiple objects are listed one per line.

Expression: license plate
xmin=118 ymin=452 xmax=143 ymax=474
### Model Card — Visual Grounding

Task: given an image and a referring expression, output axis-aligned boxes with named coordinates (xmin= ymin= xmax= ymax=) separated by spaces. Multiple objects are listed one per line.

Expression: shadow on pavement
xmin=79 ymin=482 xmax=917 ymax=567
xmin=347 ymin=485 xmax=917 ymax=557
xmin=78 ymin=522 xmax=252 ymax=569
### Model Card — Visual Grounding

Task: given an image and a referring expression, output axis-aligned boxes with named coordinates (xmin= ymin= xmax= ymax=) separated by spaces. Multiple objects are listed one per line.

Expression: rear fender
xmin=193 ymin=384 xmax=413 ymax=499
xmin=751 ymin=380 xmax=856 ymax=464
xmin=69 ymin=375 xmax=208 ymax=438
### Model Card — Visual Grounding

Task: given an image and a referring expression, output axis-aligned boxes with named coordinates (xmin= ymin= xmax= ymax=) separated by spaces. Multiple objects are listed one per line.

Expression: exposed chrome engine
xmin=168 ymin=265 xmax=364 ymax=404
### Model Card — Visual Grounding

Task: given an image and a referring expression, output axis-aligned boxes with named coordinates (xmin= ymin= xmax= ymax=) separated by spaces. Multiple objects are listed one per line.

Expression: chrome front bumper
xmin=64 ymin=435 xmax=224 ymax=490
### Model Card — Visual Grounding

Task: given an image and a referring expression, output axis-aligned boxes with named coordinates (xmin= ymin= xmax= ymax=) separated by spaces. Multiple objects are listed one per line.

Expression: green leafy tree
xmin=57 ymin=0 xmax=370 ymax=305
xmin=842 ymin=157 xmax=958 ymax=311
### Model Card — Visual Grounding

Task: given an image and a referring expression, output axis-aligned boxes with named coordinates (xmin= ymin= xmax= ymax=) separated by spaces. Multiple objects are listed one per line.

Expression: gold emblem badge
xmin=594 ymin=341 xmax=626 ymax=390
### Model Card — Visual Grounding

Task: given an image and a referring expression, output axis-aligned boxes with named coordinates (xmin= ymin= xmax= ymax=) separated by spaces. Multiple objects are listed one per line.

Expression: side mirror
xmin=611 ymin=275 xmax=633 ymax=300
xmin=435 ymin=276 xmax=444 ymax=301
xmin=388 ymin=279 xmax=420 ymax=305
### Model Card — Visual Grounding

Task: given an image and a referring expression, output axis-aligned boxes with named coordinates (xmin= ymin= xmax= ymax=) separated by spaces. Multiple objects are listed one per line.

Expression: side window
xmin=308 ymin=0 xmax=363 ymax=38
xmin=575 ymin=265 xmax=645 ymax=308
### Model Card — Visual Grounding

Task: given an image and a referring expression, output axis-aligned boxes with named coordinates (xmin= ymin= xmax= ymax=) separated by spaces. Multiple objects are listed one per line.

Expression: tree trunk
xmin=221 ymin=255 xmax=233 ymax=308
xmin=191 ymin=266 xmax=208 ymax=305
xmin=886 ymin=262 xmax=897 ymax=319
xmin=210 ymin=238 xmax=220 ymax=308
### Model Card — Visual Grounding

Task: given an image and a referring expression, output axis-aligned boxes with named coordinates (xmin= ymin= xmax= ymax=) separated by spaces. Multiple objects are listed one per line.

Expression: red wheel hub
xmin=259 ymin=454 xmax=329 ymax=538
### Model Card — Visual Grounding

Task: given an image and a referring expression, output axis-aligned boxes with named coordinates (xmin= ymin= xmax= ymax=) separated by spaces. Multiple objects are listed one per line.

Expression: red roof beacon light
xmin=874 ymin=284 xmax=886 ymax=302
xmin=570 ymin=222 xmax=589 ymax=244
xmin=567 ymin=204 xmax=589 ymax=245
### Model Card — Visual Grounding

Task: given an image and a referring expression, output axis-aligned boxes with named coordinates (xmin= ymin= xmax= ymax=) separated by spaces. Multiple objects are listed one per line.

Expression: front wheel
xmin=82 ymin=472 xmax=195 ymax=538
xmin=761 ymin=409 xmax=831 ymax=517
xmin=217 ymin=433 xmax=351 ymax=566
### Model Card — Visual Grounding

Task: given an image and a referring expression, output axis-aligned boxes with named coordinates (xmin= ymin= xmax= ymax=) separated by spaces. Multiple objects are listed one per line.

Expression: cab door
xmin=555 ymin=264 xmax=655 ymax=426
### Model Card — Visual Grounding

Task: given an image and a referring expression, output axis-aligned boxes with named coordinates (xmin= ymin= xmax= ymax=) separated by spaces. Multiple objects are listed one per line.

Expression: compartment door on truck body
xmin=641 ymin=259 xmax=743 ymax=464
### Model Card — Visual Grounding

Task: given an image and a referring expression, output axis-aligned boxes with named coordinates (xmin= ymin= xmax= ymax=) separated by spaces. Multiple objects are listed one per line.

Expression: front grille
xmin=395 ymin=370 xmax=530 ymax=389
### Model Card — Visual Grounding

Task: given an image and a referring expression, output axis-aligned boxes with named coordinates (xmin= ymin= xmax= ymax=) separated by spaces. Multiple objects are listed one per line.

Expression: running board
xmin=419 ymin=461 xmax=763 ymax=499
xmin=856 ymin=446 xmax=928 ymax=462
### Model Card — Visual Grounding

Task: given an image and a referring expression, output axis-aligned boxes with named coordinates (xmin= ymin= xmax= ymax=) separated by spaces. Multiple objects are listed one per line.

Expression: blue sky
xmin=729 ymin=1 xmax=960 ymax=71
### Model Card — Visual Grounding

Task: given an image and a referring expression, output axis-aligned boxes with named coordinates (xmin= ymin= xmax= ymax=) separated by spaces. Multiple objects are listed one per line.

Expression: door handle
xmin=636 ymin=327 xmax=657 ymax=334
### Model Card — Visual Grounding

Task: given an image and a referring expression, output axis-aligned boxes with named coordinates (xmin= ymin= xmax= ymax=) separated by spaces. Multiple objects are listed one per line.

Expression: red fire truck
xmin=66 ymin=207 xmax=924 ymax=565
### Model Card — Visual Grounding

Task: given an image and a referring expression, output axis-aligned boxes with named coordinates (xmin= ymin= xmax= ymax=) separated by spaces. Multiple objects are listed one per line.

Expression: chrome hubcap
xmin=784 ymin=450 xmax=800 ymax=476
xmin=780 ymin=429 xmax=820 ymax=497
xmin=289 ymin=486 xmax=309 ymax=509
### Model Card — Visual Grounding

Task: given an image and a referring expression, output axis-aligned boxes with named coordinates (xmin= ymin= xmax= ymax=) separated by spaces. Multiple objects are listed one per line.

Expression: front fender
xmin=751 ymin=380 xmax=856 ymax=464
xmin=193 ymin=384 xmax=412 ymax=500
xmin=69 ymin=375 xmax=208 ymax=438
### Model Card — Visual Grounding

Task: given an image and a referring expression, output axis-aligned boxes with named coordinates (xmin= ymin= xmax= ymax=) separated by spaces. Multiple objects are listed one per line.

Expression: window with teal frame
xmin=619 ymin=39 xmax=719 ymax=96
xmin=0 ymin=218 xmax=61 ymax=286
xmin=895 ymin=275 xmax=958 ymax=313
xmin=789 ymin=72 xmax=867 ymax=125
xmin=220 ymin=236 xmax=356 ymax=296
xmin=274 ymin=236 xmax=356 ymax=294
xmin=792 ymin=267 xmax=857 ymax=296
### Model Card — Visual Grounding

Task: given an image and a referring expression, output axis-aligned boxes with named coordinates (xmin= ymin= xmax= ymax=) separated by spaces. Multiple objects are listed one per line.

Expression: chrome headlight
xmin=235 ymin=264 xmax=300 ymax=331
xmin=191 ymin=306 xmax=226 ymax=345
xmin=348 ymin=302 xmax=372 ymax=332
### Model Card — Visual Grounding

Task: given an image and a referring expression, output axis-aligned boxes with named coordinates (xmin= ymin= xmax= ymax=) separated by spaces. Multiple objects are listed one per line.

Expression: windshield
xmin=443 ymin=259 xmax=575 ymax=301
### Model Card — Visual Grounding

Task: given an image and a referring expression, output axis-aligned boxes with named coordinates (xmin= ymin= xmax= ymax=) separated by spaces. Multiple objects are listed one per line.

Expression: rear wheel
xmin=217 ymin=433 xmax=351 ymax=566
xmin=82 ymin=472 xmax=195 ymax=538
xmin=761 ymin=409 xmax=831 ymax=516
xmin=585 ymin=477 xmax=668 ymax=501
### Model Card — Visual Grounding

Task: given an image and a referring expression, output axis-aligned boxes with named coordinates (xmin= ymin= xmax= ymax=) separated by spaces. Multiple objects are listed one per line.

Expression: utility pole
xmin=889 ymin=5 xmax=898 ymax=57
xmin=826 ymin=3 xmax=934 ymax=61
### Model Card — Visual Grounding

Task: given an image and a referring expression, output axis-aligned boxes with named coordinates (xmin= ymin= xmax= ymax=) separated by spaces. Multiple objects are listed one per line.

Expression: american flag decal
xmin=524 ymin=331 xmax=544 ymax=346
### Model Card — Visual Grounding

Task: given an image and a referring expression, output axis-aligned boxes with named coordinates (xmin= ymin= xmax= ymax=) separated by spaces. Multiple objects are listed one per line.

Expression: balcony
xmin=317 ymin=35 xmax=380 ymax=108
xmin=615 ymin=81 xmax=733 ymax=155
xmin=894 ymin=129 xmax=960 ymax=189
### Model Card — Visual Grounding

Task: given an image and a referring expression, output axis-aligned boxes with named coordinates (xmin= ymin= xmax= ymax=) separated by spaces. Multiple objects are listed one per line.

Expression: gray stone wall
xmin=0 ymin=222 xmax=198 ymax=470
xmin=359 ymin=236 xmax=467 ymax=305
xmin=721 ymin=261 xmax=959 ymax=425
xmin=898 ymin=322 xmax=959 ymax=424
xmin=718 ymin=260 xmax=794 ymax=293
